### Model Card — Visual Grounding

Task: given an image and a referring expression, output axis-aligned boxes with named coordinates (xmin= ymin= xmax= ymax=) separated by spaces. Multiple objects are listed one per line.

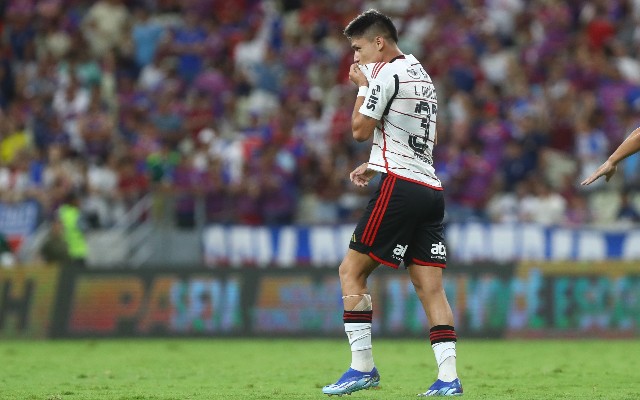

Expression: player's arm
xmin=349 ymin=162 xmax=377 ymax=187
xmin=351 ymin=97 xmax=378 ymax=142
xmin=349 ymin=63 xmax=378 ymax=142
xmin=582 ymin=126 xmax=640 ymax=185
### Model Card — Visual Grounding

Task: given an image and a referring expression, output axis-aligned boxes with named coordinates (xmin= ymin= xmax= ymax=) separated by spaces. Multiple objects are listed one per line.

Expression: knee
xmin=339 ymin=261 xmax=366 ymax=287
xmin=411 ymin=276 xmax=443 ymax=299
xmin=338 ymin=262 xmax=354 ymax=285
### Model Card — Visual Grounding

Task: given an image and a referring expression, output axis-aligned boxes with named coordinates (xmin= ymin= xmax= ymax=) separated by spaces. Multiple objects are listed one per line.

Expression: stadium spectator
xmin=616 ymin=191 xmax=640 ymax=224
xmin=0 ymin=231 xmax=17 ymax=268
xmin=82 ymin=0 xmax=130 ymax=57
xmin=57 ymin=191 xmax=88 ymax=268
xmin=131 ymin=7 xmax=165 ymax=68
xmin=522 ymin=178 xmax=568 ymax=226
xmin=39 ymin=219 xmax=70 ymax=265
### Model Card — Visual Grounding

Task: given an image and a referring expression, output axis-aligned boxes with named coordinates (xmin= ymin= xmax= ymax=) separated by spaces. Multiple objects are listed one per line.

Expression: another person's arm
xmin=581 ymin=127 xmax=640 ymax=185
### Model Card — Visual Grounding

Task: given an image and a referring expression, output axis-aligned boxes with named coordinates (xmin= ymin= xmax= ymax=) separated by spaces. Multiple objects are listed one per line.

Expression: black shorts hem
xmin=349 ymin=242 xmax=400 ymax=269
xmin=409 ymin=257 xmax=446 ymax=268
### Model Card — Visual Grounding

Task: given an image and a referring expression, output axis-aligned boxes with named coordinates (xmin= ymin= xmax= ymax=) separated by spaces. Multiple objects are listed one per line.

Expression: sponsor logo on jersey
xmin=366 ymin=85 xmax=381 ymax=111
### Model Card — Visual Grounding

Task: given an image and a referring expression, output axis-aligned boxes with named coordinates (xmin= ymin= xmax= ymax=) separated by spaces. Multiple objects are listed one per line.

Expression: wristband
xmin=357 ymin=86 xmax=368 ymax=97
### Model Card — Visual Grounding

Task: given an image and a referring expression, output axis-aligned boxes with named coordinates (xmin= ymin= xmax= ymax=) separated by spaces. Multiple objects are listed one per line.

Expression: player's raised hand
xmin=581 ymin=160 xmax=617 ymax=186
xmin=350 ymin=162 xmax=377 ymax=187
xmin=349 ymin=63 xmax=368 ymax=87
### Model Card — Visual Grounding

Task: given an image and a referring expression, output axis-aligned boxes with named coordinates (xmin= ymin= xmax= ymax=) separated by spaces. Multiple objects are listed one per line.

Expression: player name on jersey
xmin=413 ymin=84 xmax=437 ymax=101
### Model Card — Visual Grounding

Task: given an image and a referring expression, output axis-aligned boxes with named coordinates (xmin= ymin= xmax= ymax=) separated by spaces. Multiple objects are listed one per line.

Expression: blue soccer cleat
xmin=418 ymin=378 xmax=463 ymax=396
xmin=322 ymin=367 xmax=380 ymax=396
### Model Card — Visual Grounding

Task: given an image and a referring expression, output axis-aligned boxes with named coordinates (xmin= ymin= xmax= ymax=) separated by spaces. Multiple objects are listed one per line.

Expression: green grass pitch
xmin=0 ymin=339 xmax=639 ymax=399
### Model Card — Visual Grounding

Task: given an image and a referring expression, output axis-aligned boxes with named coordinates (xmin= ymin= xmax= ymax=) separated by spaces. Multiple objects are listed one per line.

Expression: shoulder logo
xmin=407 ymin=68 xmax=420 ymax=79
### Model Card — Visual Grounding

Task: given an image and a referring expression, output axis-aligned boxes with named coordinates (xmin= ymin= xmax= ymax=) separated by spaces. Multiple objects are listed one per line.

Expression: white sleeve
xmin=358 ymin=77 xmax=393 ymax=121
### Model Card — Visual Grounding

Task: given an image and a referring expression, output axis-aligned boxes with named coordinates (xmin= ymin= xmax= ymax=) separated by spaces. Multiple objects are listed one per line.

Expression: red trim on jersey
xmin=399 ymin=80 xmax=432 ymax=84
xmin=369 ymin=252 xmax=399 ymax=269
xmin=411 ymin=258 xmax=446 ymax=268
xmin=381 ymin=125 xmax=390 ymax=172
xmin=388 ymin=171 xmax=443 ymax=190
xmin=367 ymin=161 xmax=386 ymax=169
xmin=362 ymin=176 xmax=393 ymax=245
xmin=394 ymin=97 xmax=437 ymax=103
xmin=372 ymin=62 xmax=387 ymax=78
xmin=383 ymin=148 xmax=419 ymax=160
xmin=365 ymin=176 xmax=396 ymax=246
xmin=371 ymin=62 xmax=382 ymax=79
xmin=389 ymin=108 xmax=426 ymax=120
xmin=384 ymin=119 xmax=435 ymax=144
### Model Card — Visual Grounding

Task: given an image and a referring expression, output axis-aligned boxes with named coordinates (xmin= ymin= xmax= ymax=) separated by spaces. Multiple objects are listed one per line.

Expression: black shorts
xmin=349 ymin=173 xmax=447 ymax=269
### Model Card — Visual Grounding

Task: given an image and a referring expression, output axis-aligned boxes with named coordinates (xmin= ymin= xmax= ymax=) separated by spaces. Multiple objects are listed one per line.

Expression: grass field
xmin=0 ymin=339 xmax=639 ymax=399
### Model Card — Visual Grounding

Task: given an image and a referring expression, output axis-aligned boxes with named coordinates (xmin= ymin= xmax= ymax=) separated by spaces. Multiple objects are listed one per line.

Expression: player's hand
xmin=349 ymin=63 xmax=368 ymax=87
xmin=350 ymin=162 xmax=377 ymax=187
xmin=581 ymin=160 xmax=617 ymax=186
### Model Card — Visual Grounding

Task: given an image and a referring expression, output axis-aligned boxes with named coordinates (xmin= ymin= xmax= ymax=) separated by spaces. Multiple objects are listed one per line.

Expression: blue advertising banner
xmin=0 ymin=200 xmax=40 ymax=236
xmin=202 ymin=223 xmax=640 ymax=267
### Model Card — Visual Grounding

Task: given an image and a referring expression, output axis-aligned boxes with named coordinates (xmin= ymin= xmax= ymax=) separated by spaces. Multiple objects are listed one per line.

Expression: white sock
xmin=345 ymin=322 xmax=374 ymax=372
xmin=432 ymin=341 xmax=457 ymax=381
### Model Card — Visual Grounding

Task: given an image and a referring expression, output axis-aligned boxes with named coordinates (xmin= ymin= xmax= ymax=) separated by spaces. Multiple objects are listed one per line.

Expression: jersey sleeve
xmin=358 ymin=76 xmax=394 ymax=121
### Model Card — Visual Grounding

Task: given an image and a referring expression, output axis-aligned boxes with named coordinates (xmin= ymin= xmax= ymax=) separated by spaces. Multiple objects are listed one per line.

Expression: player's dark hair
xmin=344 ymin=9 xmax=398 ymax=43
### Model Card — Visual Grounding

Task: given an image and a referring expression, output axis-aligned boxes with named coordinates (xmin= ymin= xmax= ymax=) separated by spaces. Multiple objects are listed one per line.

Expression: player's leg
xmin=408 ymin=264 xmax=458 ymax=378
xmin=408 ymin=264 xmax=463 ymax=396
xmin=406 ymin=186 xmax=462 ymax=396
xmin=339 ymin=249 xmax=379 ymax=371
xmin=323 ymin=249 xmax=380 ymax=396
xmin=324 ymin=173 xmax=406 ymax=396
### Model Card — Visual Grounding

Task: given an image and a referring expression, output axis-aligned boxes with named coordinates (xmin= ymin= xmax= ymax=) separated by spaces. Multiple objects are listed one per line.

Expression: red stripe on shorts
xmin=362 ymin=176 xmax=394 ymax=245
xmin=365 ymin=176 xmax=396 ymax=246
xmin=412 ymin=258 xmax=446 ymax=268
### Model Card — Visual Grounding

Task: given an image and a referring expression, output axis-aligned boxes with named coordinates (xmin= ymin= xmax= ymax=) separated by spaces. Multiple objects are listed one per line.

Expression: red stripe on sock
xmin=430 ymin=331 xmax=456 ymax=338
xmin=430 ymin=331 xmax=457 ymax=340
xmin=343 ymin=310 xmax=373 ymax=322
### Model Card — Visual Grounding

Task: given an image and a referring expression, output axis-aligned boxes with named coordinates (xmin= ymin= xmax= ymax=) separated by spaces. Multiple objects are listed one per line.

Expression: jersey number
xmin=409 ymin=101 xmax=437 ymax=154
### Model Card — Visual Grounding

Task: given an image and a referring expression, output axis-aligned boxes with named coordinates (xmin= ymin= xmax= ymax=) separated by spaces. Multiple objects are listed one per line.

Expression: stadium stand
xmin=2 ymin=0 xmax=640 ymax=262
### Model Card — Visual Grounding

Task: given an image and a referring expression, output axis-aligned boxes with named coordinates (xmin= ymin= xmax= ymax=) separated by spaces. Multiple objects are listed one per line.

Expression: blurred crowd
xmin=2 ymin=0 xmax=640 ymax=233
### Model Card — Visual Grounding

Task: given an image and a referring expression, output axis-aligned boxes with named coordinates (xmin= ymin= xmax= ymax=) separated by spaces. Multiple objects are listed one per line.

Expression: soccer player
xmin=322 ymin=9 xmax=462 ymax=397
xmin=581 ymin=126 xmax=640 ymax=185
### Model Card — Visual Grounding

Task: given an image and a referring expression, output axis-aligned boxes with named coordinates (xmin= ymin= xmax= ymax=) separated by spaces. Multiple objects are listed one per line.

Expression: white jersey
xmin=359 ymin=54 xmax=442 ymax=189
